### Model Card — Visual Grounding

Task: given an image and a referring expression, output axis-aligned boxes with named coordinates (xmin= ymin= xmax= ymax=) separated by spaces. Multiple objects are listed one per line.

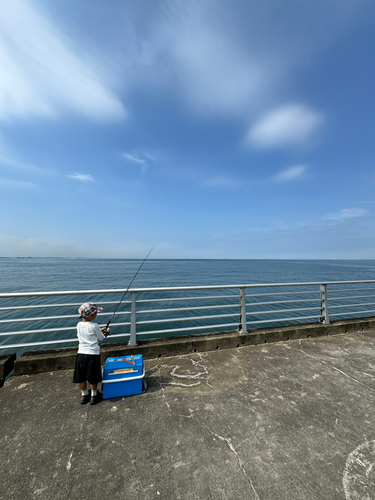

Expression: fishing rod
xmin=104 ymin=245 xmax=155 ymax=336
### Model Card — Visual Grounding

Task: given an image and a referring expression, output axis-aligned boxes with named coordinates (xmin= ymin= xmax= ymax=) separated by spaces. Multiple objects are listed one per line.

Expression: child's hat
xmin=78 ymin=302 xmax=103 ymax=318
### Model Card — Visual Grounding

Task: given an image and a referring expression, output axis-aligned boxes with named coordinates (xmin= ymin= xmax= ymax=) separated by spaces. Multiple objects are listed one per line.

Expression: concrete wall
xmin=0 ymin=353 xmax=16 ymax=388
xmin=9 ymin=316 xmax=375 ymax=377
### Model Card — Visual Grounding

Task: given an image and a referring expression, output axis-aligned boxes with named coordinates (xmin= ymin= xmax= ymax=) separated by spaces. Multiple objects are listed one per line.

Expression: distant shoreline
xmin=0 ymin=257 xmax=374 ymax=261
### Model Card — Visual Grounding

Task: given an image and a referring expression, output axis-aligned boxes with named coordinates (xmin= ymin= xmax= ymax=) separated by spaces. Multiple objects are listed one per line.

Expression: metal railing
xmin=1 ymin=280 xmax=375 ymax=354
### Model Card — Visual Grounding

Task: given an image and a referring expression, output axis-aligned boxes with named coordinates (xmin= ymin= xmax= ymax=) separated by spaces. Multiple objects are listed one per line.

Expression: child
xmin=73 ymin=302 xmax=108 ymax=405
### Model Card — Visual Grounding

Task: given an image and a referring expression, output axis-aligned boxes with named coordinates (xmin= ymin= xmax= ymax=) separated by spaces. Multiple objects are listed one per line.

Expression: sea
xmin=2 ymin=258 xmax=375 ymax=292
xmin=1 ymin=258 xmax=375 ymax=357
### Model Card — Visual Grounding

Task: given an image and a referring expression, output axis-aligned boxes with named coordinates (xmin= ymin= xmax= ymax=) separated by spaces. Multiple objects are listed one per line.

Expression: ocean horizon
xmin=1 ymin=258 xmax=375 ymax=357
xmin=2 ymin=258 xmax=375 ymax=294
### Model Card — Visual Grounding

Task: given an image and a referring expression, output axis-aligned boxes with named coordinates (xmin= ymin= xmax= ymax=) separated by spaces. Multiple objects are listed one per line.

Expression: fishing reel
xmin=104 ymin=327 xmax=117 ymax=337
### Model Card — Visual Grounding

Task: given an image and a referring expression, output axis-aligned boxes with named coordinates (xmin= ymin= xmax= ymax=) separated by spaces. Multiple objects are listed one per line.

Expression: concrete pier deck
xmin=1 ymin=330 xmax=375 ymax=500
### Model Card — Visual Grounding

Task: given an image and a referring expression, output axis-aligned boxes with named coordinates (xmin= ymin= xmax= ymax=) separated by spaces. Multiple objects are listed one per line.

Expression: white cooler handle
xmin=102 ymin=365 xmax=145 ymax=384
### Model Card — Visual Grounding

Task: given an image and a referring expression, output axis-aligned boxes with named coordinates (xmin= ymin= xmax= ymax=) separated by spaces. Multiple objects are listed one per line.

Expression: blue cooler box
xmin=102 ymin=355 xmax=144 ymax=399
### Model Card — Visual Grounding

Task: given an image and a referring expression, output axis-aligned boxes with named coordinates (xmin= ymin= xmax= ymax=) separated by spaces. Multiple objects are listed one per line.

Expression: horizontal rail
xmin=0 ymin=338 xmax=83 ymax=350
xmin=136 ymin=304 xmax=239 ymax=315
xmin=0 ymin=300 xmax=131 ymax=312
xmin=137 ymin=312 xmax=238 ymax=326
xmin=246 ymin=290 xmax=320 ymax=298
xmin=1 ymin=279 xmax=375 ymax=353
xmin=136 ymin=322 xmax=240 ymax=336
xmin=246 ymin=298 xmax=320 ymax=307
xmin=330 ymin=310 xmax=375 ymax=318
xmin=0 ymin=312 xmax=112 ymax=324
xmin=246 ymin=306 xmax=319 ymax=317
xmin=0 ymin=326 xmax=78 ymax=336
xmin=328 ymin=295 xmax=375 ymax=302
xmin=328 ymin=302 xmax=375 ymax=310
xmin=247 ymin=315 xmax=321 ymax=325
xmin=0 ymin=321 xmax=131 ymax=337
xmin=329 ymin=288 xmax=375 ymax=294
xmin=1 ymin=280 xmax=375 ymax=298
xmin=137 ymin=295 xmax=240 ymax=303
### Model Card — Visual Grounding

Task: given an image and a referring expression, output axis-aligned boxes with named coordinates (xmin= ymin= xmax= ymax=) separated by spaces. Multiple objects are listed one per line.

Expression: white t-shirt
xmin=77 ymin=321 xmax=105 ymax=355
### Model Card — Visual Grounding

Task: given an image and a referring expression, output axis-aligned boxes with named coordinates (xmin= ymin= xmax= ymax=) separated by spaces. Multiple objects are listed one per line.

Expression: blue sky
xmin=0 ymin=0 xmax=374 ymax=258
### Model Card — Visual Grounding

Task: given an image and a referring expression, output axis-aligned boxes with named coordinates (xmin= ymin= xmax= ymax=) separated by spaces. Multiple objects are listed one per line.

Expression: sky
xmin=0 ymin=0 xmax=374 ymax=259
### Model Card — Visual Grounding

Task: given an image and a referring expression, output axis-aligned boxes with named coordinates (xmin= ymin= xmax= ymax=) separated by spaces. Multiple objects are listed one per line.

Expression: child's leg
xmin=87 ymin=355 xmax=102 ymax=404
xmin=73 ymin=355 xmax=90 ymax=403
xmin=79 ymin=380 xmax=90 ymax=404
xmin=89 ymin=383 xmax=100 ymax=404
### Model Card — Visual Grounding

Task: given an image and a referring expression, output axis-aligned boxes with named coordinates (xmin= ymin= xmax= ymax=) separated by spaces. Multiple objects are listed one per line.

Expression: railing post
xmin=320 ymin=284 xmax=330 ymax=324
xmin=128 ymin=291 xmax=138 ymax=346
xmin=239 ymin=287 xmax=247 ymax=334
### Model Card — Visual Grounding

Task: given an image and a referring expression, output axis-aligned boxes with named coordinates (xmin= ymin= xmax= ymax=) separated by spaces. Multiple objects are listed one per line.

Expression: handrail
xmin=1 ymin=279 xmax=375 ymax=355
xmin=1 ymin=279 xmax=375 ymax=297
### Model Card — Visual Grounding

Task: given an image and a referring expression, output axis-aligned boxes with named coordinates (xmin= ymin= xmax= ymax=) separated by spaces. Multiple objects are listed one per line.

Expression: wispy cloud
xmin=112 ymin=1 xmax=362 ymax=123
xmin=4 ymin=0 xmax=363 ymax=127
xmin=0 ymin=176 xmax=34 ymax=189
xmin=323 ymin=208 xmax=369 ymax=221
xmin=247 ymin=104 xmax=324 ymax=149
xmin=144 ymin=153 xmax=155 ymax=161
xmin=170 ymin=29 xmax=265 ymax=116
xmin=275 ymin=165 xmax=307 ymax=181
xmin=0 ymin=0 xmax=125 ymax=122
xmin=122 ymin=152 xmax=155 ymax=173
xmin=114 ymin=2 xmax=274 ymax=119
xmin=123 ymin=153 xmax=146 ymax=166
xmin=0 ymin=155 xmax=46 ymax=175
xmin=67 ymin=173 xmax=94 ymax=182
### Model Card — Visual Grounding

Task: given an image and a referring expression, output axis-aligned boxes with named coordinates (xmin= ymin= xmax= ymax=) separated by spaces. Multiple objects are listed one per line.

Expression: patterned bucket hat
xmin=78 ymin=302 xmax=103 ymax=319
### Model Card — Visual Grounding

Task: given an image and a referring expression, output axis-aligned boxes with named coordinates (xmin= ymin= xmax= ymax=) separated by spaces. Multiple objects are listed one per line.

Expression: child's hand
xmin=101 ymin=327 xmax=110 ymax=337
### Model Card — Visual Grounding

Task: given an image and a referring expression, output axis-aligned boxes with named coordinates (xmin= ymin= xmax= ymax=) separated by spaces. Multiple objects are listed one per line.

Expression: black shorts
xmin=73 ymin=354 xmax=102 ymax=385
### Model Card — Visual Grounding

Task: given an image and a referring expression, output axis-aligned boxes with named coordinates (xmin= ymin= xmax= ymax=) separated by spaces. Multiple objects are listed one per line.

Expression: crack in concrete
xmin=296 ymin=341 xmax=375 ymax=393
xmin=193 ymin=417 xmax=261 ymax=500
xmin=56 ymin=445 xmax=69 ymax=456
xmin=160 ymin=408 xmax=260 ymax=498
xmin=153 ymin=367 xmax=260 ymax=498
xmin=152 ymin=354 xmax=260 ymax=496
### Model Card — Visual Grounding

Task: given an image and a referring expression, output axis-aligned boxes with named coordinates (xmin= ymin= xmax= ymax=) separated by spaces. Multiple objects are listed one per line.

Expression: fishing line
xmin=104 ymin=245 xmax=155 ymax=335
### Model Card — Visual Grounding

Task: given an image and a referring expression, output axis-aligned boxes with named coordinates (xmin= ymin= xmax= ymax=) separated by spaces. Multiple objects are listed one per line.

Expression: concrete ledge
xmin=13 ymin=316 xmax=375 ymax=376
xmin=0 ymin=353 xmax=16 ymax=388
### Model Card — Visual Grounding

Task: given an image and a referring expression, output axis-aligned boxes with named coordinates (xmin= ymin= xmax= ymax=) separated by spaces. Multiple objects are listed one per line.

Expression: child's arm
xmin=93 ymin=323 xmax=106 ymax=342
